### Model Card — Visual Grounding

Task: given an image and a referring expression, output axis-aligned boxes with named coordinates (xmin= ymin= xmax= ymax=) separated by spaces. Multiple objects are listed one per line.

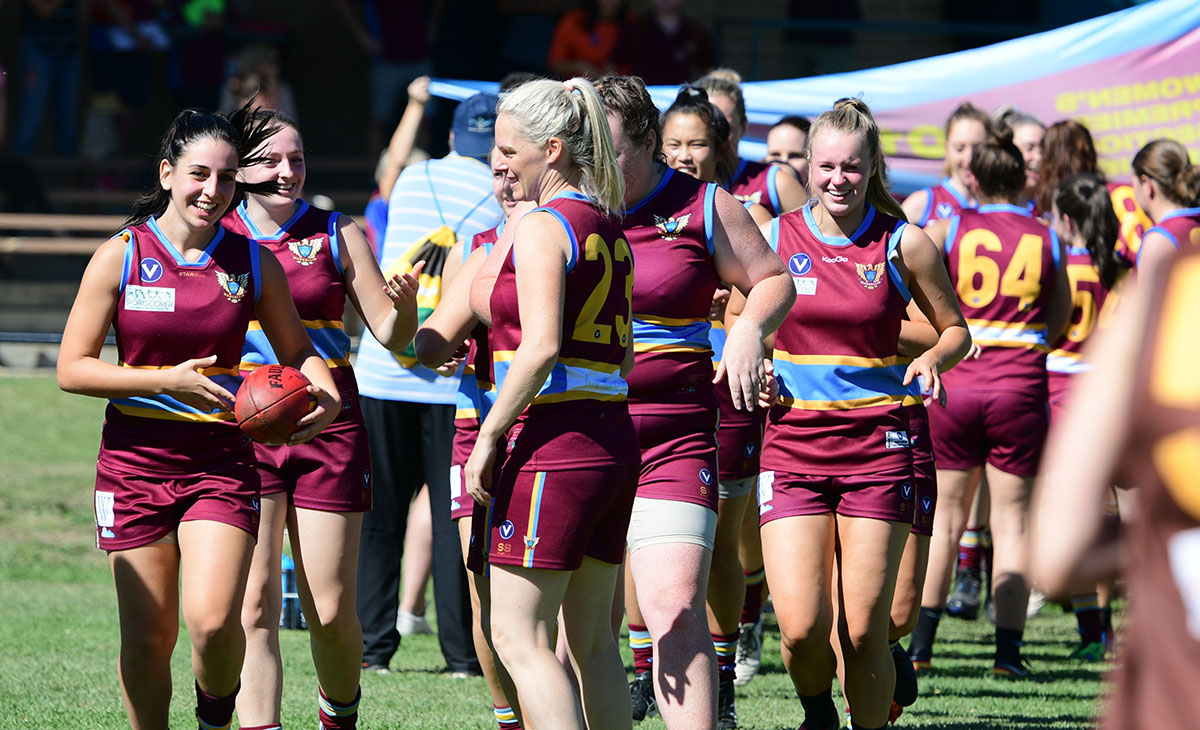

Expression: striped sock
xmin=195 ymin=682 xmax=237 ymax=730
xmin=713 ymin=630 xmax=739 ymax=685
xmin=740 ymin=568 xmax=766 ymax=626
xmin=957 ymin=527 xmax=984 ymax=571
xmin=629 ymin=623 xmax=653 ymax=674
xmin=494 ymin=704 xmax=521 ymax=730
xmin=1072 ymin=594 xmax=1104 ymax=644
xmin=318 ymin=686 xmax=360 ymax=730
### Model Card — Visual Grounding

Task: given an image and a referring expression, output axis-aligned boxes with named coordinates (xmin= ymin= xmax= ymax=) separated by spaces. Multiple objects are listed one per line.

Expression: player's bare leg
xmin=237 ymin=492 xmax=289 ymax=725
xmin=560 ymin=557 xmax=633 ymax=730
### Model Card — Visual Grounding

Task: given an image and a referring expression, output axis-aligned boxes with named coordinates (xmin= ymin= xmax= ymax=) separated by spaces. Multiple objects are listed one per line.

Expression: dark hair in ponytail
xmin=1055 ymin=173 xmax=1120 ymax=289
xmin=970 ymin=125 xmax=1025 ymax=202
xmin=1132 ymin=139 xmax=1200 ymax=207
xmin=122 ymin=101 xmax=281 ymax=230
xmin=662 ymin=85 xmax=736 ymax=184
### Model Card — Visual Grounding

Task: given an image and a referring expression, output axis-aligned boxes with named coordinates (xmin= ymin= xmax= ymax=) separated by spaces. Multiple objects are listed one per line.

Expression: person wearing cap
xmin=354 ymin=92 xmax=505 ymax=676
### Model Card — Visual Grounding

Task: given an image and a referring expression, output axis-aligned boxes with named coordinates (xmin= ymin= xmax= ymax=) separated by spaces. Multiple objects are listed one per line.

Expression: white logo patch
xmin=885 ymin=430 xmax=911 ymax=450
xmin=794 ymin=277 xmax=818 ymax=296
xmin=449 ymin=465 xmax=462 ymax=499
xmin=499 ymin=520 xmax=516 ymax=540
xmin=96 ymin=491 xmax=116 ymax=527
xmin=757 ymin=471 xmax=776 ymax=515
xmin=125 ymin=285 xmax=176 ymax=312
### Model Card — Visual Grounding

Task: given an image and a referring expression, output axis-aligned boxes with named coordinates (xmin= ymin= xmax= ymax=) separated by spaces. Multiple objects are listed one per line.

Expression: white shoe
xmin=396 ymin=610 xmax=434 ymax=636
xmin=733 ymin=618 xmax=763 ymax=686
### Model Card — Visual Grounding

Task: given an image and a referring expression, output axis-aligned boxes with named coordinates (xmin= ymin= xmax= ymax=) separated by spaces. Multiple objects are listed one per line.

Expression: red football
xmin=235 ymin=365 xmax=314 ymax=445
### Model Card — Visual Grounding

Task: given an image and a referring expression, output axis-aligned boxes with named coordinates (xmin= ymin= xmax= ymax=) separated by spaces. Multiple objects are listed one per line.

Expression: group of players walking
xmin=56 ymin=62 xmax=1200 ymax=730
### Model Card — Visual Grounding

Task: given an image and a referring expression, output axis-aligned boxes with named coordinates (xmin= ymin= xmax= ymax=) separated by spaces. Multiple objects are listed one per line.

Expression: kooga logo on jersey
xmin=822 ymin=255 xmax=849 ymax=264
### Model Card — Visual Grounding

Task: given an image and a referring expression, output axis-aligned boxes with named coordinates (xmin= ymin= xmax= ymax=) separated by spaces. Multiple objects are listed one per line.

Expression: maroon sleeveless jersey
xmin=1047 ymin=245 xmax=1125 ymax=379
xmin=1105 ymin=248 xmax=1200 ymax=729
xmin=452 ymin=224 xmax=501 ymax=467
xmin=912 ymin=178 xmax=975 ymax=227
xmin=728 ymin=159 xmax=784 ymax=216
xmin=1136 ymin=206 xmax=1200 ymax=271
xmin=763 ymin=204 xmax=919 ymax=475
xmin=102 ymin=218 xmax=259 ymax=475
xmin=941 ymin=204 xmax=1060 ymax=394
xmin=488 ymin=192 xmax=638 ymax=470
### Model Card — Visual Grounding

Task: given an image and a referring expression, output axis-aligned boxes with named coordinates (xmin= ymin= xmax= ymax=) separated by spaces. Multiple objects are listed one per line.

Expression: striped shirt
xmin=355 ymin=153 xmax=503 ymax=403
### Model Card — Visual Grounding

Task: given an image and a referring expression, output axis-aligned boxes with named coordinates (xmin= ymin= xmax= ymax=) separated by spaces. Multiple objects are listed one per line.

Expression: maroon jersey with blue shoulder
xmin=623 ymin=167 xmax=722 ymax=412
xmin=102 ymin=218 xmax=259 ymax=475
xmin=1136 ymin=206 xmax=1200 ymax=271
xmin=452 ymin=223 xmax=501 ymax=465
xmin=763 ymin=204 xmax=921 ymax=475
xmin=1047 ymin=245 xmax=1126 ymax=379
xmin=912 ymin=178 xmax=975 ymax=227
xmin=224 ymin=200 xmax=357 ymax=394
xmin=728 ymin=158 xmax=784 ymax=216
xmin=488 ymin=191 xmax=638 ymax=470
xmin=942 ymin=204 xmax=1061 ymax=393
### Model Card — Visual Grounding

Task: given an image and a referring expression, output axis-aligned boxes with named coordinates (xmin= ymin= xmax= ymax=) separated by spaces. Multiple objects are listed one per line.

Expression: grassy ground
xmin=0 ymin=374 xmax=1110 ymax=729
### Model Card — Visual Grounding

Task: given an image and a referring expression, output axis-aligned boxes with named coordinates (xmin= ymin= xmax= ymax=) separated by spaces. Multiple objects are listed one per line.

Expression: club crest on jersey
xmin=936 ymin=202 xmax=954 ymax=219
xmin=499 ymin=520 xmax=516 ymax=540
xmin=735 ymin=191 xmax=762 ymax=206
xmin=217 ymin=271 xmax=250 ymax=302
xmin=856 ymin=262 xmax=886 ymax=290
xmin=288 ymin=236 xmax=324 ymax=266
xmin=524 ymin=535 xmax=540 ymax=550
xmin=139 ymin=257 xmax=164 ymax=283
xmin=654 ymin=213 xmax=691 ymax=241
xmin=699 ymin=468 xmax=714 ymax=486
xmin=788 ymin=253 xmax=813 ymax=276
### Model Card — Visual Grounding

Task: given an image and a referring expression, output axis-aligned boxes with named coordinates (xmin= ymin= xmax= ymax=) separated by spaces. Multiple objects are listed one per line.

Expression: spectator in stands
xmin=612 ymin=0 xmax=714 ymax=85
xmin=547 ymin=0 xmax=629 ymax=79
xmin=10 ymin=0 xmax=81 ymax=158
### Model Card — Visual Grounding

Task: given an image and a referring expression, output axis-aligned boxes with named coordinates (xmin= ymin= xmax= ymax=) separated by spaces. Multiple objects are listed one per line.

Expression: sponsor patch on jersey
xmin=788 ymin=253 xmax=813 ymax=276
xmin=856 ymin=262 xmax=886 ymax=290
xmin=125 ymin=285 xmax=176 ymax=312
xmin=217 ymin=271 xmax=250 ymax=302
xmin=821 ymin=255 xmax=848 ymax=264
xmin=699 ymin=467 xmax=714 ymax=486
xmin=139 ymin=257 xmax=164 ymax=283
xmin=921 ymin=496 xmax=933 ymax=514
xmin=885 ymin=430 xmax=911 ymax=449
xmin=654 ymin=213 xmax=692 ymax=241
xmin=288 ymin=236 xmax=324 ymax=266
xmin=95 ymin=491 xmax=116 ymax=527
xmin=499 ymin=520 xmax=515 ymax=540
xmin=757 ymin=471 xmax=775 ymax=514
xmin=449 ymin=465 xmax=462 ymax=498
xmin=900 ymin=482 xmax=913 ymax=499
xmin=794 ymin=277 xmax=818 ymax=296
xmin=936 ymin=202 xmax=954 ymax=219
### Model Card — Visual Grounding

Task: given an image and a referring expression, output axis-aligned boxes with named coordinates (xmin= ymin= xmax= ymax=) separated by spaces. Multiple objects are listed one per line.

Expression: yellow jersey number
xmin=572 ymin=233 xmax=634 ymax=347
xmin=956 ymin=229 xmax=1044 ymax=311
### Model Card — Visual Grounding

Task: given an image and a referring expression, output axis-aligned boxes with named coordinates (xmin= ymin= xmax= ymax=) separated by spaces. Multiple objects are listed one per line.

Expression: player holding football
xmin=57 ymin=107 xmax=340 ymax=730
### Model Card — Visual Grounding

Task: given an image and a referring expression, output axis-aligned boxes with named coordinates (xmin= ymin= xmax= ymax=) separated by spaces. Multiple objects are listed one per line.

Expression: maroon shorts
xmin=632 ymin=408 xmax=720 ymax=512
xmin=757 ymin=464 xmax=915 ymax=525
xmin=910 ymin=442 xmax=937 ymax=537
xmin=450 ymin=424 xmax=493 ymax=522
xmin=254 ymin=407 xmax=372 ymax=512
xmin=715 ymin=394 xmax=765 ymax=483
xmin=1047 ymin=373 xmax=1072 ymax=428
xmin=94 ymin=460 xmax=261 ymax=551
xmin=927 ymin=388 xmax=1048 ymax=478
xmin=467 ymin=463 xmax=639 ymax=573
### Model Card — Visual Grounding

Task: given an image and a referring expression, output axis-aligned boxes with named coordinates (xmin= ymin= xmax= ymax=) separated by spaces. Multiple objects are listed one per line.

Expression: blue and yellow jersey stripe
xmin=109 ymin=362 xmax=241 ymax=422
xmin=772 ymin=351 xmax=921 ymax=411
xmin=492 ymin=351 xmax=628 ymax=404
xmin=455 ymin=366 xmax=497 ymax=421
xmin=522 ymin=471 xmax=548 ymax=568
xmin=1046 ymin=349 xmax=1089 ymax=374
xmin=966 ymin=317 xmax=1050 ymax=351
xmin=632 ymin=313 xmax=713 ymax=355
xmin=241 ymin=318 xmax=353 ymax=371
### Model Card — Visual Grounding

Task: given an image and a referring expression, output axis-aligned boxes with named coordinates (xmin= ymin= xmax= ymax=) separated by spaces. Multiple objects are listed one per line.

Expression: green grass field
xmin=0 ymin=374 xmax=1110 ymax=729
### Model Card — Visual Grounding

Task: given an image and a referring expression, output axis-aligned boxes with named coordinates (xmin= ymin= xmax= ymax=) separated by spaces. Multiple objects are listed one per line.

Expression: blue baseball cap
xmin=452 ymin=93 xmax=499 ymax=160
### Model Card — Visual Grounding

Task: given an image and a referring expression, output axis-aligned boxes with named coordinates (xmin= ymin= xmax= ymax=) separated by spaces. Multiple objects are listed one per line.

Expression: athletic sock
xmin=1072 ymin=594 xmax=1104 ymax=645
xmin=629 ymin=623 xmax=653 ymax=674
xmin=957 ymin=527 xmax=984 ymax=572
xmin=908 ymin=607 xmax=942 ymax=659
xmin=195 ymin=682 xmax=238 ymax=730
xmin=798 ymin=687 xmax=838 ymax=729
xmin=240 ymin=725 xmax=283 ymax=730
xmin=712 ymin=630 xmax=739 ymax=685
xmin=740 ymin=568 xmax=766 ymax=625
xmin=494 ymin=704 xmax=521 ymax=730
xmin=318 ymin=686 xmax=360 ymax=730
xmin=995 ymin=627 xmax=1025 ymax=667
